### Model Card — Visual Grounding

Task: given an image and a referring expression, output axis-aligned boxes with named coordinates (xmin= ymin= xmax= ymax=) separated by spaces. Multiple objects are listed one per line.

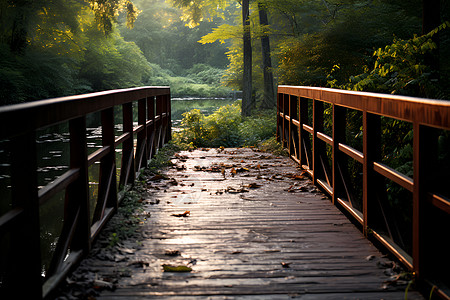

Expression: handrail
xmin=0 ymin=87 xmax=171 ymax=299
xmin=277 ymin=85 xmax=450 ymax=299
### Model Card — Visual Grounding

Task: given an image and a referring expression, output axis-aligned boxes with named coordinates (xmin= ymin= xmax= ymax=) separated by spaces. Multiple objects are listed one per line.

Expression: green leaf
xmin=162 ymin=264 xmax=193 ymax=272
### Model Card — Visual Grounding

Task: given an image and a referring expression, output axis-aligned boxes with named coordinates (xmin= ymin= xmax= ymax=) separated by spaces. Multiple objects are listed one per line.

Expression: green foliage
xmin=89 ymin=0 xmax=140 ymax=33
xmin=276 ymin=1 xmax=421 ymax=87
xmin=330 ymin=22 xmax=450 ymax=99
xmin=145 ymin=63 xmax=232 ymax=97
xmin=173 ymin=101 xmax=277 ymax=149
xmin=238 ymin=109 xmax=276 ymax=146
xmin=257 ymin=136 xmax=287 ymax=156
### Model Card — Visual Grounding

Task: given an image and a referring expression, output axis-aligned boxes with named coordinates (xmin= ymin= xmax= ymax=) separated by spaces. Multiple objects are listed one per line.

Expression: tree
xmin=169 ymin=0 xmax=255 ymax=116
xmin=241 ymin=0 xmax=253 ymax=116
xmin=0 ymin=0 xmax=151 ymax=105
xmin=257 ymin=1 xmax=275 ymax=109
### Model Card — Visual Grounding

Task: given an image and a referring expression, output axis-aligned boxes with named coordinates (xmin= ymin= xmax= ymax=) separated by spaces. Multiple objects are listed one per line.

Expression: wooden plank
xmin=56 ymin=148 xmax=424 ymax=300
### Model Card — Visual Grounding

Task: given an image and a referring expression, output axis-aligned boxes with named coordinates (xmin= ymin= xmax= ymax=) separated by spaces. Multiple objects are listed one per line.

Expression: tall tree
xmin=257 ymin=1 xmax=274 ymax=109
xmin=169 ymin=0 xmax=255 ymax=116
xmin=241 ymin=0 xmax=253 ymax=116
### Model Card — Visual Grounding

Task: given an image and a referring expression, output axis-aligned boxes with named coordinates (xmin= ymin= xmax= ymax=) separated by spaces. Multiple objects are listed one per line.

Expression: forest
xmin=1 ymin=0 xmax=449 ymax=107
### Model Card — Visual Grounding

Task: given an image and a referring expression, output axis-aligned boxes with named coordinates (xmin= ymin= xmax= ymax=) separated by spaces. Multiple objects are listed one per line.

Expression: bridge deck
xmin=59 ymin=148 xmax=423 ymax=299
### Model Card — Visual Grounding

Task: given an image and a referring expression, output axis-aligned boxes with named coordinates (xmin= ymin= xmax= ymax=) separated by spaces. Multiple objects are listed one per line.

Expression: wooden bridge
xmin=0 ymin=86 xmax=448 ymax=299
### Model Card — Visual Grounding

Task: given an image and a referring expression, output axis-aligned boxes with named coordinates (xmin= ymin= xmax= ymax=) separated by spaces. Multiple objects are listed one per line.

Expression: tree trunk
xmin=242 ymin=0 xmax=253 ymax=117
xmin=8 ymin=1 xmax=32 ymax=53
xmin=258 ymin=2 xmax=275 ymax=109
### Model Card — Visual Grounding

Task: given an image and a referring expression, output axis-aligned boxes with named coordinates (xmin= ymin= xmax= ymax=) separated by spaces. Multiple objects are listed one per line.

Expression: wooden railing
xmin=0 ymin=87 xmax=171 ymax=299
xmin=277 ymin=86 xmax=450 ymax=299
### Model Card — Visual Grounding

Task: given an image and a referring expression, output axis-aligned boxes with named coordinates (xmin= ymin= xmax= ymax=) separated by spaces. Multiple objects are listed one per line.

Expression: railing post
xmin=120 ymin=102 xmax=135 ymax=187
xmin=276 ymin=92 xmax=281 ymax=143
xmin=6 ymin=132 xmax=42 ymax=298
xmin=93 ymin=108 xmax=118 ymax=222
xmin=332 ymin=105 xmax=346 ymax=205
xmin=136 ymin=98 xmax=147 ymax=170
xmin=147 ymin=96 xmax=155 ymax=160
xmin=289 ymin=95 xmax=298 ymax=158
xmin=283 ymin=93 xmax=289 ymax=148
xmin=363 ymin=112 xmax=381 ymax=236
xmin=312 ymin=100 xmax=324 ymax=184
xmin=288 ymin=95 xmax=292 ymax=156
xmin=166 ymin=93 xmax=172 ymax=142
xmin=68 ymin=117 xmax=90 ymax=250
xmin=155 ymin=95 xmax=163 ymax=149
xmin=299 ymin=97 xmax=309 ymax=169
xmin=412 ymin=124 xmax=437 ymax=282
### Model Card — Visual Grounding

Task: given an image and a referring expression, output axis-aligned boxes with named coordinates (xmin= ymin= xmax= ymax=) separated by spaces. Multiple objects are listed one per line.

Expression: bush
xmin=173 ymin=101 xmax=279 ymax=150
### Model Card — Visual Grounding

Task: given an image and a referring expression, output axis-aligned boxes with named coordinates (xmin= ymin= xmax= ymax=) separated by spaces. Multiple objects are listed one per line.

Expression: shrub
xmin=173 ymin=101 xmax=280 ymax=151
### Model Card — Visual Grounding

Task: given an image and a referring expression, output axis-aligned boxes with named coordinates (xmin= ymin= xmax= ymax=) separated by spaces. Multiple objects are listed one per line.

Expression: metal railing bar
xmin=319 ymin=155 xmax=332 ymax=187
xmin=373 ymin=161 xmax=414 ymax=192
xmin=317 ymin=178 xmax=333 ymax=196
xmin=279 ymin=85 xmax=450 ymax=129
xmin=0 ymin=87 xmax=171 ymax=299
xmin=133 ymin=124 xmax=145 ymax=134
xmin=427 ymin=193 xmax=450 ymax=214
xmin=278 ymin=86 xmax=450 ymax=299
xmin=291 ymin=155 xmax=300 ymax=165
xmin=42 ymin=250 xmax=83 ymax=299
xmin=317 ymin=132 xmax=333 ymax=145
xmin=337 ymin=162 xmax=354 ymax=206
xmin=135 ymin=138 xmax=147 ymax=173
xmin=90 ymin=207 xmax=115 ymax=241
xmin=114 ymin=132 xmax=132 ymax=147
xmin=0 ymin=87 xmax=170 ymax=139
xmin=302 ymin=124 xmax=313 ymax=134
xmin=292 ymin=119 xmax=300 ymax=126
xmin=47 ymin=207 xmax=81 ymax=277
xmin=93 ymin=164 xmax=115 ymax=222
xmin=0 ymin=208 xmax=24 ymax=230
xmin=336 ymin=197 xmax=363 ymax=224
xmin=338 ymin=143 xmax=364 ymax=164
xmin=370 ymin=230 xmax=413 ymax=270
xmin=38 ymin=168 xmax=80 ymax=205
xmin=87 ymin=146 xmax=110 ymax=167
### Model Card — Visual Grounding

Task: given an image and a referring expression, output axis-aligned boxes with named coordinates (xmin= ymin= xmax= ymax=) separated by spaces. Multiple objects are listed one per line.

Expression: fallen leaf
xmin=226 ymin=187 xmax=248 ymax=194
xmin=148 ymin=174 xmax=166 ymax=181
xmin=128 ymin=260 xmax=150 ymax=267
xmin=244 ymin=182 xmax=262 ymax=189
xmin=93 ymin=279 xmax=114 ymax=289
xmin=117 ymin=247 xmax=137 ymax=255
xmin=171 ymin=211 xmax=190 ymax=217
xmin=164 ymin=250 xmax=180 ymax=256
xmin=162 ymin=264 xmax=192 ymax=272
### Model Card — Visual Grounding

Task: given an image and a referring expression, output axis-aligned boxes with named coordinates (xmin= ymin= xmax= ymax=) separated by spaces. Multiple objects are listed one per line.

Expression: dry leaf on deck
xmin=171 ymin=211 xmax=190 ymax=217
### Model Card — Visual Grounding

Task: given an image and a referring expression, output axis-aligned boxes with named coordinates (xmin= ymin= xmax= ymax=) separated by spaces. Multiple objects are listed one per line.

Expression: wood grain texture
xmin=70 ymin=148 xmax=424 ymax=299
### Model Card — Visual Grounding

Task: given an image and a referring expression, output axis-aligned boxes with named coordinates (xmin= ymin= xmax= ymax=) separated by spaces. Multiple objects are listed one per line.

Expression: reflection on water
xmin=0 ymin=97 xmax=237 ymax=277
